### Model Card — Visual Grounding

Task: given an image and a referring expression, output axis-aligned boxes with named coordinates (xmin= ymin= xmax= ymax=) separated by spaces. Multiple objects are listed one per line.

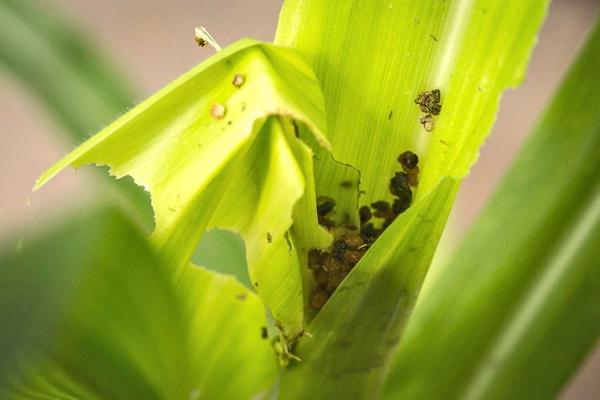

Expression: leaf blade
xmin=0 ymin=207 xmax=278 ymax=400
xmin=33 ymin=39 xmax=330 ymax=339
xmin=383 ymin=17 xmax=600 ymax=400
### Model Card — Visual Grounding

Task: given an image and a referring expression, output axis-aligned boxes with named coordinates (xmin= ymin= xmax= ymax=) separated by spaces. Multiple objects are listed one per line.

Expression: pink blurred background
xmin=1 ymin=0 xmax=598 ymax=397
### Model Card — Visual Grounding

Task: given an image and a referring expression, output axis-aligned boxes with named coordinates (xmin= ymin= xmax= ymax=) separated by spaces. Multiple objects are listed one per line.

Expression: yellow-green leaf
xmin=34 ymin=39 xmax=330 ymax=339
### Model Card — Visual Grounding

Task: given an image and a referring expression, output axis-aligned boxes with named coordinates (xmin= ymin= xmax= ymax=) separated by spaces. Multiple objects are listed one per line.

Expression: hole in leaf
xmin=192 ymin=229 xmax=252 ymax=289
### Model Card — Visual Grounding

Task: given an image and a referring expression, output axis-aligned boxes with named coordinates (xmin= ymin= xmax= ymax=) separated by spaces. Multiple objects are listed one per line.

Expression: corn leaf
xmin=276 ymin=0 xmax=549 ymax=208
xmin=0 ymin=207 xmax=277 ymax=399
xmin=275 ymin=0 xmax=549 ymax=396
xmin=383 ymin=18 xmax=600 ymax=400
xmin=33 ymin=39 xmax=330 ymax=339
xmin=281 ymin=177 xmax=458 ymax=398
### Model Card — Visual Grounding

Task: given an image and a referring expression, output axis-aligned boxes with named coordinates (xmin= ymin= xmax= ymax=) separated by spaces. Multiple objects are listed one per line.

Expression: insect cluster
xmin=415 ymin=89 xmax=441 ymax=132
xmin=308 ymin=151 xmax=420 ymax=310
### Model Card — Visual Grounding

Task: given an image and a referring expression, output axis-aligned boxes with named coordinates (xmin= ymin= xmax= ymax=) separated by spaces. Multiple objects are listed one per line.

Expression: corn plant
xmin=1 ymin=0 xmax=599 ymax=399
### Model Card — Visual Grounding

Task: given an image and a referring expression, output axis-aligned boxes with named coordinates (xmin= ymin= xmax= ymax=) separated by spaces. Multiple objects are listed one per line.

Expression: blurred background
xmin=0 ymin=0 xmax=598 ymax=397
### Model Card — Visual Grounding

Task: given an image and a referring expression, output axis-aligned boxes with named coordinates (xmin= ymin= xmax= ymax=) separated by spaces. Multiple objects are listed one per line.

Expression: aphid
xmin=266 ymin=232 xmax=272 ymax=243
xmin=359 ymin=205 xmax=372 ymax=224
xmin=392 ymin=196 xmax=411 ymax=215
xmin=310 ymin=288 xmax=329 ymax=310
xmin=312 ymin=268 xmax=329 ymax=285
xmin=308 ymin=249 xmax=324 ymax=270
xmin=316 ymin=196 xmax=336 ymax=216
xmin=389 ymin=172 xmax=412 ymax=197
xmin=326 ymin=270 xmax=347 ymax=293
xmin=261 ymin=326 xmax=268 ymax=339
xmin=371 ymin=200 xmax=394 ymax=219
xmin=342 ymin=250 xmax=362 ymax=265
xmin=232 ymin=74 xmax=245 ymax=88
xmin=343 ymin=232 xmax=365 ymax=249
xmin=345 ymin=224 xmax=359 ymax=232
xmin=406 ymin=172 xmax=419 ymax=187
xmin=340 ymin=180 xmax=353 ymax=188
xmin=420 ymin=114 xmax=434 ymax=132
xmin=361 ymin=222 xmax=379 ymax=238
xmin=371 ymin=200 xmax=390 ymax=212
xmin=318 ymin=216 xmax=336 ymax=229
xmin=398 ymin=151 xmax=419 ymax=171
xmin=210 ymin=104 xmax=226 ymax=119
xmin=323 ymin=253 xmax=344 ymax=272
xmin=332 ymin=239 xmax=349 ymax=254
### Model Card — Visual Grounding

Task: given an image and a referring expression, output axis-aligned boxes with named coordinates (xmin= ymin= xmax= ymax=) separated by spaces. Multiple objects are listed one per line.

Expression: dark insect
xmin=316 ymin=196 xmax=336 ymax=216
xmin=195 ymin=37 xmax=208 ymax=47
xmin=340 ymin=180 xmax=353 ymax=188
xmin=266 ymin=232 xmax=272 ymax=243
xmin=389 ymin=172 xmax=412 ymax=197
xmin=333 ymin=239 xmax=349 ymax=253
xmin=326 ymin=270 xmax=347 ymax=293
xmin=308 ymin=249 xmax=324 ymax=270
xmin=318 ymin=216 xmax=336 ymax=229
xmin=371 ymin=200 xmax=390 ymax=212
xmin=361 ymin=222 xmax=379 ymax=238
xmin=371 ymin=200 xmax=394 ymax=219
xmin=398 ymin=151 xmax=419 ymax=170
xmin=312 ymin=268 xmax=329 ymax=285
xmin=359 ymin=205 xmax=372 ymax=223
xmin=342 ymin=250 xmax=362 ymax=265
xmin=392 ymin=196 xmax=411 ymax=215
xmin=261 ymin=326 xmax=268 ymax=339
xmin=343 ymin=233 xmax=365 ymax=249
xmin=323 ymin=253 xmax=344 ymax=272
xmin=310 ymin=288 xmax=329 ymax=310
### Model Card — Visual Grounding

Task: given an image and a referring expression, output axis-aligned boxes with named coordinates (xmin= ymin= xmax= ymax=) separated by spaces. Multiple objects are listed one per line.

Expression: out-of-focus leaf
xmin=178 ymin=265 xmax=277 ymax=399
xmin=0 ymin=0 xmax=153 ymax=226
xmin=34 ymin=39 xmax=330 ymax=340
xmin=383 ymin=18 xmax=600 ymax=400
xmin=281 ymin=178 xmax=458 ymax=399
xmin=0 ymin=207 xmax=277 ymax=399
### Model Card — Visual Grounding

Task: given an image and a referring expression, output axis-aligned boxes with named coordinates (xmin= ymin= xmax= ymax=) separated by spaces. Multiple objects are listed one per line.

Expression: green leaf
xmin=33 ymin=39 xmax=330 ymax=339
xmin=275 ymin=0 xmax=549 ymax=396
xmin=382 ymin=18 xmax=600 ymax=400
xmin=0 ymin=207 xmax=277 ymax=399
xmin=275 ymin=0 xmax=549 ymax=208
xmin=280 ymin=177 xmax=458 ymax=399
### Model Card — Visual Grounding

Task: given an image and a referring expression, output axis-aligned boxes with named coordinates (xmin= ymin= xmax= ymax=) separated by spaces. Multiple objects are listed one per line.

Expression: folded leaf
xmin=281 ymin=178 xmax=458 ymax=399
xmin=34 ymin=39 xmax=330 ymax=339
xmin=275 ymin=0 xmax=550 ymax=396
xmin=0 ymin=207 xmax=277 ymax=399
xmin=383 ymin=17 xmax=600 ymax=400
